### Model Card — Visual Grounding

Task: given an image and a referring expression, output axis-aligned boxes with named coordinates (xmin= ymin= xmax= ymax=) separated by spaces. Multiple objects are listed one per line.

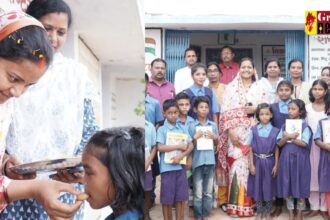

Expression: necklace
xmin=238 ymin=77 xmax=253 ymax=105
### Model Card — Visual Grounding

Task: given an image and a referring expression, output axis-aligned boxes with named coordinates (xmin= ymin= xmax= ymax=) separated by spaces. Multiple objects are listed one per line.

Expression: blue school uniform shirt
xmin=105 ymin=209 xmax=140 ymax=220
xmin=246 ymin=123 xmax=273 ymax=144
xmin=189 ymin=84 xmax=220 ymax=113
xmin=178 ymin=115 xmax=195 ymax=129
xmin=276 ymin=120 xmax=312 ymax=144
xmin=278 ymin=99 xmax=291 ymax=114
xmin=188 ymin=119 xmax=219 ymax=170
xmin=314 ymin=115 xmax=330 ymax=140
xmin=145 ymin=94 xmax=163 ymax=125
xmin=145 ymin=120 xmax=156 ymax=155
xmin=156 ymin=119 xmax=192 ymax=173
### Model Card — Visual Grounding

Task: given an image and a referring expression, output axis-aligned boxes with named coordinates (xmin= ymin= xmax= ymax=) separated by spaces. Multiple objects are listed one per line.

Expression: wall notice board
xmin=261 ymin=45 xmax=285 ymax=78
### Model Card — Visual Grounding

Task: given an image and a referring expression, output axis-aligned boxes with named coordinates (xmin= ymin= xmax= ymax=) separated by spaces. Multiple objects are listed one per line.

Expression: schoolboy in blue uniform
xmin=157 ymin=99 xmax=193 ymax=220
xmin=176 ymin=92 xmax=195 ymax=128
xmin=188 ymin=96 xmax=219 ymax=220
xmin=175 ymin=91 xmax=195 ymax=208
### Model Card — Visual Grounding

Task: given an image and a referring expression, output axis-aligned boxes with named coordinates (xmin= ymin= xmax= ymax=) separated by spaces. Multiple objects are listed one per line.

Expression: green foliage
xmin=133 ymin=78 xmax=146 ymax=117
xmin=134 ymin=100 xmax=145 ymax=116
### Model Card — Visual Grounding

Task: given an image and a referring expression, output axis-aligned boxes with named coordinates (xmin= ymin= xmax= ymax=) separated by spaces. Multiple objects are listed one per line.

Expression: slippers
xmin=220 ymin=204 xmax=227 ymax=212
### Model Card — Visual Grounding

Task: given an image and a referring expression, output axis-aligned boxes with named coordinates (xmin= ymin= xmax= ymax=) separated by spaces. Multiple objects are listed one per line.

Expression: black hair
xmin=150 ymin=58 xmax=166 ymax=68
xmin=86 ymin=127 xmax=144 ymax=217
xmin=175 ymin=92 xmax=190 ymax=102
xmin=207 ymin=61 xmax=223 ymax=76
xmin=145 ymin=73 xmax=149 ymax=82
xmin=255 ymin=103 xmax=273 ymax=122
xmin=309 ymin=79 xmax=329 ymax=103
xmin=26 ymin=0 xmax=72 ymax=27
xmin=321 ymin=66 xmax=330 ymax=75
xmin=163 ymin=99 xmax=178 ymax=112
xmin=193 ymin=96 xmax=210 ymax=109
xmin=276 ymin=80 xmax=294 ymax=93
xmin=325 ymin=93 xmax=330 ymax=114
xmin=220 ymin=45 xmax=234 ymax=54
xmin=191 ymin=63 xmax=207 ymax=76
xmin=288 ymin=58 xmax=304 ymax=70
xmin=289 ymin=99 xmax=307 ymax=119
xmin=239 ymin=57 xmax=254 ymax=68
xmin=239 ymin=57 xmax=256 ymax=82
xmin=264 ymin=58 xmax=280 ymax=78
xmin=184 ymin=47 xmax=196 ymax=57
xmin=0 ymin=25 xmax=53 ymax=66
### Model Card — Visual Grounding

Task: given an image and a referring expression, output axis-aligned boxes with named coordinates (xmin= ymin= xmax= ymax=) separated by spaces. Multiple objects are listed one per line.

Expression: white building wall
xmin=101 ymin=66 xmax=144 ymax=128
xmin=101 ymin=65 xmax=115 ymax=128
xmin=114 ymin=78 xmax=144 ymax=127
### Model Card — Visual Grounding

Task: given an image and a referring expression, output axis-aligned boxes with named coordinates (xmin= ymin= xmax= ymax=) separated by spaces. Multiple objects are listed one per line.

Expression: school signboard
xmin=308 ymin=35 xmax=330 ymax=81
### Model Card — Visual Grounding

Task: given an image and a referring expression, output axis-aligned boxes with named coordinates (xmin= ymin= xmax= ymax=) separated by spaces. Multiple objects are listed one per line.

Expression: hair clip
xmin=17 ymin=37 xmax=23 ymax=45
xmin=120 ymin=130 xmax=132 ymax=140
xmin=8 ymin=34 xmax=23 ymax=45
xmin=32 ymin=49 xmax=44 ymax=59
xmin=32 ymin=49 xmax=46 ymax=69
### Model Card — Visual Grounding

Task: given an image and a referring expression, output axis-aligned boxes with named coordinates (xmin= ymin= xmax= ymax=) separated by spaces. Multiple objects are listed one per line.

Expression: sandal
xmin=220 ymin=204 xmax=227 ymax=212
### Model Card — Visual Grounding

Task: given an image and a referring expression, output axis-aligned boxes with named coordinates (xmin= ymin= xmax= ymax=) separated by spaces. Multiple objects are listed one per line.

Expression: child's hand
xmin=178 ymin=144 xmax=188 ymax=151
xmin=171 ymin=155 xmax=182 ymax=164
xmin=292 ymin=132 xmax=299 ymax=140
xmin=272 ymin=165 xmax=278 ymax=177
xmin=283 ymin=132 xmax=297 ymax=141
xmin=5 ymin=155 xmax=36 ymax=180
xmin=145 ymin=161 xmax=150 ymax=171
xmin=282 ymin=131 xmax=290 ymax=140
xmin=204 ymin=130 xmax=217 ymax=140
xmin=145 ymin=156 xmax=153 ymax=171
xmin=326 ymin=143 xmax=330 ymax=152
xmin=249 ymin=164 xmax=256 ymax=176
xmin=194 ymin=130 xmax=203 ymax=140
xmin=186 ymin=155 xmax=192 ymax=169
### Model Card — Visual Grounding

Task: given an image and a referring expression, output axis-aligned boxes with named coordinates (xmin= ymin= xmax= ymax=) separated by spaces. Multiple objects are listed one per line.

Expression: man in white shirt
xmin=174 ymin=48 xmax=198 ymax=94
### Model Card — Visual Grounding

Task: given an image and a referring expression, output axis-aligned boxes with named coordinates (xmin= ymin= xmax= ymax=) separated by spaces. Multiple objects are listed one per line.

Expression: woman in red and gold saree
xmin=217 ymin=58 xmax=269 ymax=217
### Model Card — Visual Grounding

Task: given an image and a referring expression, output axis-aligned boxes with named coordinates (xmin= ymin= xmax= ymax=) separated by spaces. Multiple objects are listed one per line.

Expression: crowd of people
xmin=144 ymin=46 xmax=330 ymax=220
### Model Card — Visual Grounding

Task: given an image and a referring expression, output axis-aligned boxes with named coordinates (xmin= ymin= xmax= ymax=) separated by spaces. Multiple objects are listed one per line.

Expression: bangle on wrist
xmin=2 ymin=157 xmax=10 ymax=176
xmin=3 ymin=186 xmax=10 ymax=204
